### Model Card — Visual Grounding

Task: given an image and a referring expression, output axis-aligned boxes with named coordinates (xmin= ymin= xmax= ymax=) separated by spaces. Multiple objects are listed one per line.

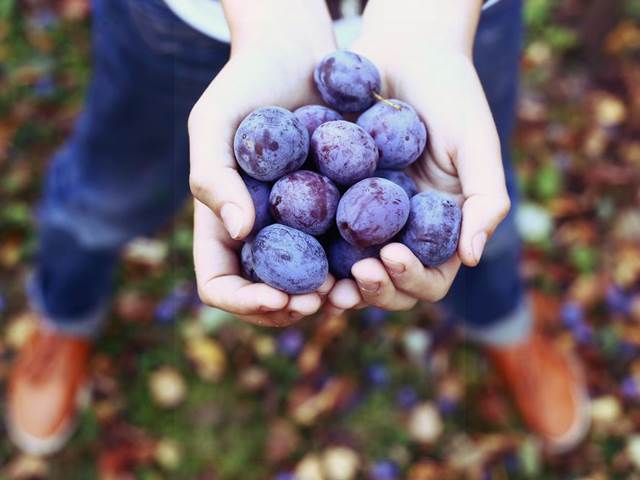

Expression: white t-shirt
xmin=164 ymin=0 xmax=503 ymax=48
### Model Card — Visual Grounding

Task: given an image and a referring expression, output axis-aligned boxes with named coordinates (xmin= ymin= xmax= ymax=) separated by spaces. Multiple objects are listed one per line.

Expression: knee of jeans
xmin=40 ymin=209 xmax=134 ymax=250
xmin=39 ymin=191 xmax=183 ymax=251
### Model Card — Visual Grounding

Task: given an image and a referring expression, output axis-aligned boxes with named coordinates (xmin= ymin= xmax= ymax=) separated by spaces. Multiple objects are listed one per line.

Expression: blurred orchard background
xmin=1 ymin=0 xmax=640 ymax=478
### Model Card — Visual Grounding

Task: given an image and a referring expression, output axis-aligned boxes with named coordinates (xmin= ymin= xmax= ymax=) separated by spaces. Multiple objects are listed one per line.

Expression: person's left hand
xmin=326 ymin=18 xmax=511 ymax=314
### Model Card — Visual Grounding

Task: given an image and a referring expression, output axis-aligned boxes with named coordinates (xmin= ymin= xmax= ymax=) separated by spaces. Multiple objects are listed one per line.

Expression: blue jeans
xmin=32 ymin=0 xmax=527 ymax=342
xmin=444 ymin=0 xmax=529 ymax=344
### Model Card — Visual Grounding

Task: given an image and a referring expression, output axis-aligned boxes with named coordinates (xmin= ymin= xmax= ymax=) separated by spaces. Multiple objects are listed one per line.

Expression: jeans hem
xmin=26 ymin=272 xmax=107 ymax=339
xmin=461 ymin=299 xmax=533 ymax=346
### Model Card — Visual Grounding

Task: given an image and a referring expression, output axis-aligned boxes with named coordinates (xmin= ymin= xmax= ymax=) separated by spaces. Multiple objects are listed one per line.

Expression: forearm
xmin=221 ymin=0 xmax=335 ymax=55
xmin=361 ymin=0 xmax=483 ymax=56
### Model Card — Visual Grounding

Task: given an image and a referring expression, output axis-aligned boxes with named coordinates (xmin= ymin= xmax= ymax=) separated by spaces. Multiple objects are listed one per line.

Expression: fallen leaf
xmin=149 ymin=366 xmax=186 ymax=409
xmin=186 ymin=336 xmax=226 ymax=382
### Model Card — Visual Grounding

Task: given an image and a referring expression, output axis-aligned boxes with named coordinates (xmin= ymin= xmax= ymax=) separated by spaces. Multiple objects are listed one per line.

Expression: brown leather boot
xmin=488 ymin=333 xmax=591 ymax=453
xmin=6 ymin=325 xmax=92 ymax=455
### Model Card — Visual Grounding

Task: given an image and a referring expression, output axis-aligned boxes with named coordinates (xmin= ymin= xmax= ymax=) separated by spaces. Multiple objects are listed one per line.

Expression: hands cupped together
xmin=189 ymin=3 xmax=510 ymax=326
xmin=189 ymin=4 xmax=338 ymax=327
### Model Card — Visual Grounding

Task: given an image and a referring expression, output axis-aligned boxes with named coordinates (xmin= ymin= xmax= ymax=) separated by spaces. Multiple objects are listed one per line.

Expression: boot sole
xmin=5 ymin=383 xmax=91 ymax=456
xmin=544 ymin=355 xmax=592 ymax=454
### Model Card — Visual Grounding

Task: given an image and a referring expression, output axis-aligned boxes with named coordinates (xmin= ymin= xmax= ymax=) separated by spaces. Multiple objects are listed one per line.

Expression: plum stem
xmin=372 ymin=91 xmax=402 ymax=110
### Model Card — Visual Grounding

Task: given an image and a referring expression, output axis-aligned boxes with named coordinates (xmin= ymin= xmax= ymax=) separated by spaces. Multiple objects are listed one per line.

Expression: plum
xmin=240 ymin=241 xmax=261 ymax=282
xmin=252 ymin=224 xmax=328 ymax=294
xmin=357 ymin=99 xmax=427 ymax=169
xmin=373 ymin=169 xmax=418 ymax=198
xmin=242 ymin=174 xmax=272 ymax=236
xmin=337 ymin=178 xmax=410 ymax=248
xmin=314 ymin=50 xmax=382 ymax=113
xmin=234 ymin=106 xmax=308 ymax=181
xmin=400 ymin=191 xmax=462 ymax=267
xmin=294 ymin=105 xmax=343 ymax=136
xmin=327 ymin=236 xmax=381 ymax=279
xmin=311 ymin=120 xmax=378 ymax=186
xmin=269 ymin=170 xmax=340 ymax=236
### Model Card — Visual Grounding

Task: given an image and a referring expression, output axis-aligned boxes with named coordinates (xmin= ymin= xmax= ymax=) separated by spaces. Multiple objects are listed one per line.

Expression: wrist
xmin=222 ymin=0 xmax=335 ymax=58
xmin=360 ymin=0 xmax=482 ymax=58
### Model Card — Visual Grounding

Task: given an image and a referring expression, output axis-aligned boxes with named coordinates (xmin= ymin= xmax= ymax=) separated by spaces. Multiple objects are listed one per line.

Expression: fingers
xmin=199 ymin=277 xmax=290 ymax=315
xmin=351 ymin=258 xmax=418 ymax=311
xmin=189 ymin=166 xmax=255 ymax=242
xmin=194 ymin=200 xmax=288 ymax=314
xmin=210 ymin=290 xmax=327 ymax=328
xmin=288 ymin=293 xmax=323 ymax=318
xmin=278 ymin=277 xmax=336 ymax=323
xmin=379 ymin=243 xmax=461 ymax=302
xmin=458 ymin=192 xmax=510 ymax=266
xmin=188 ymin=68 xmax=257 ymax=240
xmin=316 ymin=274 xmax=336 ymax=301
xmin=275 ymin=276 xmax=335 ymax=323
xmin=238 ymin=312 xmax=306 ymax=328
xmin=325 ymin=241 xmax=461 ymax=314
xmin=195 ymin=200 xmax=333 ymax=323
xmin=233 ymin=290 xmax=327 ymax=328
xmin=328 ymin=279 xmax=362 ymax=311
xmin=326 ymin=245 xmax=459 ymax=313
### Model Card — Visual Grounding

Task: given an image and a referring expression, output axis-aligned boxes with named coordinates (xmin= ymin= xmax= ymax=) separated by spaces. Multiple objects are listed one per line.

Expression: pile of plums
xmin=234 ymin=50 xmax=462 ymax=295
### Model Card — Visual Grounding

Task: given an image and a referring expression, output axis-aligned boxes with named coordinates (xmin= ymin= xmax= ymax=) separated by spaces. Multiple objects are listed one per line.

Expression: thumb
xmin=453 ymin=76 xmax=511 ymax=267
xmin=458 ymin=193 xmax=511 ymax=267
xmin=188 ymin=74 xmax=256 ymax=241
xmin=189 ymin=163 xmax=255 ymax=241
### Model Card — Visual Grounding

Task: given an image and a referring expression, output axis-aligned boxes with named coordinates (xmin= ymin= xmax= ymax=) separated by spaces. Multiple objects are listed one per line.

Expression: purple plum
xmin=252 ymin=224 xmax=328 ymax=294
xmin=357 ymin=99 xmax=427 ymax=169
xmin=373 ymin=169 xmax=418 ymax=197
xmin=233 ymin=106 xmax=308 ymax=181
xmin=269 ymin=171 xmax=340 ymax=236
xmin=327 ymin=236 xmax=380 ymax=279
xmin=294 ymin=105 xmax=343 ymax=136
xmin=242 ymin=174 xmax=272 ymax=236
xmin=337 ymin=178 xmax=410 ymax=248
xmin=314 ymin=50 xmax=382 ymax=112
xmin=400 ymin=191 xmax=462 ymax=267
xmin=240 ymin=241 xmax=261 ymax=282
xmin=311 ymin=120 xmax=378 ymax=186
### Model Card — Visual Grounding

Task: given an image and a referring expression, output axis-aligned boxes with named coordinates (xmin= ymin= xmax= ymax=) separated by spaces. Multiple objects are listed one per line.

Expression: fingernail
xmin=472 ymin=232 xmax=487 ymax=264
xmin=258 ymin=291 xmax=286 ymax=311
xmin=357 ymin=280 xmax=379 ymax=294
xmin=382 ymin=257 xmax=405 ymax=274
xmin=220 ymin=203 xmax=243 ymax=239
xmin=258 ymin=304 xmax=280 ymax=313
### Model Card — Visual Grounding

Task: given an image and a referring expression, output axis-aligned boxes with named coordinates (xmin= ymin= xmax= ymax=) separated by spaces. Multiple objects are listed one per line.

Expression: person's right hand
xmin=189 ymin=0 xmax=337 ymax=327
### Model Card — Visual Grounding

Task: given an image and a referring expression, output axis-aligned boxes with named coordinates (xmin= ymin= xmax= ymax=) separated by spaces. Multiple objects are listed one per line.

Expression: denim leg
xmin=442 ymin=0 xmax=531 ymax=345
xmin=31 ymin=0 xmax=230 ymax=336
